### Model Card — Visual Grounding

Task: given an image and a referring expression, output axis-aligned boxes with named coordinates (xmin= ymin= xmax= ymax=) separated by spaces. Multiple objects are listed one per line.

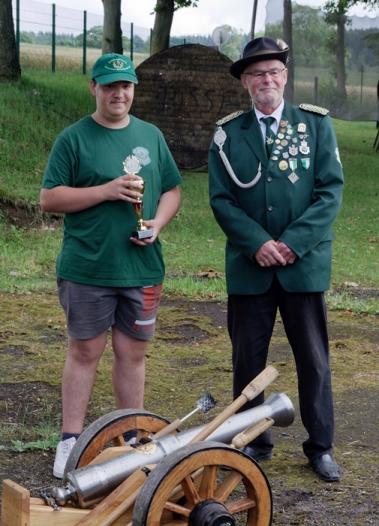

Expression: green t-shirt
xmin=42 ymin=115 xmax=181 ymax=287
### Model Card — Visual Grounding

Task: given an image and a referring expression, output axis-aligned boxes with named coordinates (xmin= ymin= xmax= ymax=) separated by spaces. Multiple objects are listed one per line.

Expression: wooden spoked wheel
xmin=64 ymin=409 xmax=170 ymax=474
xmin=132 ymin=441 xmax=272 ymax=526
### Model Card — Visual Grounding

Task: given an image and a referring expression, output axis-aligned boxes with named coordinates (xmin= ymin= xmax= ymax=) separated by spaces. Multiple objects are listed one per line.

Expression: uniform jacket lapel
xmin=240 ymin=110 xmax=267 ymax=166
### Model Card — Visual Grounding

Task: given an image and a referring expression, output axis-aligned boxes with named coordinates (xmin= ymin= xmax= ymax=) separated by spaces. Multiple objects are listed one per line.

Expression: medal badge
xmin=282 ymin=152 xmax=289 ymax=159
xmin=289 ymin=145 xmax=298 ymax=156
xmin=279 ymin=160 xmax=288 ymax=171
xmin=280 ymin=119 xmax=288 ymax=127
xmin=301 ymin=158 xmax=310 ymax=169
xmin=299 ymin=141 xmax=310 ymax=155
xmin=289 ymin=158 xmax=297 ymax=171
xmin=288 ymin=172 xmax=299 ymax=184
xmin=297 ymin=122 xmax=306 ymax=133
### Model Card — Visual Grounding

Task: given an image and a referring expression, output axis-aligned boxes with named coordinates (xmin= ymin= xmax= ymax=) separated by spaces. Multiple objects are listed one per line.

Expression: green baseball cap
xmin=92 ymin=53 xmax=138 ymax=85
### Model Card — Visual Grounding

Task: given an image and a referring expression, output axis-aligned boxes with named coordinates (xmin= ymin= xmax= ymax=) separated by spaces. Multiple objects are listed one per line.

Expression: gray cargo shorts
xmin=57 ymin=279 xmax=162 ymax=341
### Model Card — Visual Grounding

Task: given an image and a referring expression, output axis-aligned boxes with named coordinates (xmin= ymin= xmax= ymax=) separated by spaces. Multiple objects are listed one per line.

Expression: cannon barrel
xmin=52 ymin=392 xmax=294 ymax=508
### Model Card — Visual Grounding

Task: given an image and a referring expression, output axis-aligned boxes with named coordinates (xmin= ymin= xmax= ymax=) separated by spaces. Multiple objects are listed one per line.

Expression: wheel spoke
xmin=163 ymin=501 xmax=191 ymax=517
xmin=226 ymin=496 xmax=257 ymax=514
xmin=114 ymin=434 xmax=125 ymax=446
xmin=198 ymin=465 xmax=217 ymax=498
xmin=181 ymin=475 xmax=201 ymax=505
xmin=214 ymin=471 xmax=243 ymax=502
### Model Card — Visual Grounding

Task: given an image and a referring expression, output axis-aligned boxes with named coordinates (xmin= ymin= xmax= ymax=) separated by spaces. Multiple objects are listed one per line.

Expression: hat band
xmin=245 ymin=49 xmax=288 ymax=59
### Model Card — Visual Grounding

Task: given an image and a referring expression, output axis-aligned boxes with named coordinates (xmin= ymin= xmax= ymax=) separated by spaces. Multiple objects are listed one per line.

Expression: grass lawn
xmin=0 ymin=71 xmax=378 ymax=312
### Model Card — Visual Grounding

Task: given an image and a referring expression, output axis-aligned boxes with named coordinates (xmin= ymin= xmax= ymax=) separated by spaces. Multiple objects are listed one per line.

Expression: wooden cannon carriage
xmin=1 ymin=366 xmax=294 ymax=526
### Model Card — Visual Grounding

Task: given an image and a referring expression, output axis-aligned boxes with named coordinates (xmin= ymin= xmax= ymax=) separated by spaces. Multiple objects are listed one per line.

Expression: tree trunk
xmin=336 ymin=12 xmax=347 ymax=100
xmin=102 ymin=0 xmax=123 ymax=54
xmin=283 ymin=0 xmax=294 ymax=102
xmin=151 ymin=0 xmax=175 ymax=55
xmin=250 ymin=0 xmax=259 ymax=40
xmin=0 ymin=0 xmax=21 ymax=81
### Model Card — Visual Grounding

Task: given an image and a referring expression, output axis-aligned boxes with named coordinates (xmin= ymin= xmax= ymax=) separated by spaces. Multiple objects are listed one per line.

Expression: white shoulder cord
xmin=213 ymin=126 xmax=262 ymax=188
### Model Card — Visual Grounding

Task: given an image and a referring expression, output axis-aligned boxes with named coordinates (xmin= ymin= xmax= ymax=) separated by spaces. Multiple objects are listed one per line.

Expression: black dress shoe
xmin=310 ymin=453 xmax=342 ymax=482
xmin=242 ymin=445 xmax=272 ymax=463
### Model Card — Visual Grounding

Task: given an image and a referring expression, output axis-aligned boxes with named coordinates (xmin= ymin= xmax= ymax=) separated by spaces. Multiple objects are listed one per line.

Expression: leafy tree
xmin=266 ymin=5 xmax=334 ymax=68
xmin=346 ymin=28 xmax=379 ymax=68
xmin=151 ymin=0 xmax=199 ymax=54
xmin=219 ymin=28 xmax=249 ymax=61
xmin=79 ymin=26 xmax=103 ymax=49
xmin=0 ymin=0 xmax=21 ymax=81
xmin=170 ymin=34 xmax=214 ymax=46
xmin=323 ymin=0 xmax=378 ymax=100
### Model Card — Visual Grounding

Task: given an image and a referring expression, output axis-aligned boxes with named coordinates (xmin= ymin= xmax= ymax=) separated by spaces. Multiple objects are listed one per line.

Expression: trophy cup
xmin=123 ymin=154 xmax=153 ymax=240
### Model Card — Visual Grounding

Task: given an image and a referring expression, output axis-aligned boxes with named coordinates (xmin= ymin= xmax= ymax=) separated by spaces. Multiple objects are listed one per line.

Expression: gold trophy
xmin=123 ymin=154 xmax=153 ymax=240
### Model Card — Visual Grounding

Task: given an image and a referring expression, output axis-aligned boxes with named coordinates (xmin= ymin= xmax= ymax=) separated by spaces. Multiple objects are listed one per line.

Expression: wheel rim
xmin=64 ymin=409 xmax=170 ymax=474
xmin=132 ymin=441 xmax=272 ymax=526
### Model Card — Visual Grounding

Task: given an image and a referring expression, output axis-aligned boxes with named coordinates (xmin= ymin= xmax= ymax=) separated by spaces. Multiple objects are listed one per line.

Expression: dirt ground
xmin=0 ymin=293 xmax=378 ymax=525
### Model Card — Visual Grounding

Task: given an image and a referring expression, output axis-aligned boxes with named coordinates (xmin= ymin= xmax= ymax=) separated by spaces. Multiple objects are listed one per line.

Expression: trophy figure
xmin=123 ymin=155 xmax=153 ymax=240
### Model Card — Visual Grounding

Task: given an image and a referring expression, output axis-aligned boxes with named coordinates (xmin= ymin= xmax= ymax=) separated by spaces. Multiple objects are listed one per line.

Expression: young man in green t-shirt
xmin=40 ymin=53 xmax=181 ymax=478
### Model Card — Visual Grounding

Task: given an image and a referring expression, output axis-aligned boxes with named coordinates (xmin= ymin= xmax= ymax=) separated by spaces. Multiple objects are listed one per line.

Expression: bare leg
xmin=62 ymin=331 xmax=108 ymax=434
xmin=111 ymin=327 xmax=148 ymax=409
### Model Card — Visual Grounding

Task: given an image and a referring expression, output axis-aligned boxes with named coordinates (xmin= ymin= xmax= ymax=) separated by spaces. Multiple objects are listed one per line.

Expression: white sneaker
xmin=53 ymin=437 xmax=77 ymax=478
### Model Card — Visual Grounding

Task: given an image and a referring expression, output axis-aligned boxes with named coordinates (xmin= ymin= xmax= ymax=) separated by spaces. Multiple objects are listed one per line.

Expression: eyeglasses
xmin=242 ymin=67 xmax=287 ymax=79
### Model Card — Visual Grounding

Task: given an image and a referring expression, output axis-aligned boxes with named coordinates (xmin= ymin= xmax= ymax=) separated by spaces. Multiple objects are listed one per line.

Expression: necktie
xmin=261 ymin=116 xmax=276 ymax=157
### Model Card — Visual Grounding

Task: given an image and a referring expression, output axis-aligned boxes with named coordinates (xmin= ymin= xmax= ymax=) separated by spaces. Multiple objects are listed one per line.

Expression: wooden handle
xmin=241 ymin=366 xmax=278 ymax=401
xmin=231 ymin=418 xmax=274 ymax=450
xmin=152 ymin=418 xmax=182 ymax=439
xmin=190 ymin=366 xmax=278 ymax=443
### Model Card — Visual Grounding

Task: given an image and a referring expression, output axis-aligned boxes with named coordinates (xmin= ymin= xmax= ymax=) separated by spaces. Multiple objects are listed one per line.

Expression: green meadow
xmin=0 ymin=71 xmax=378 ymax=313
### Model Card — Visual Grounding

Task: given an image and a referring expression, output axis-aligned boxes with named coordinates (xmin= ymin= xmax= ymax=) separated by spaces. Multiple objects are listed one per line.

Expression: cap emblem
xmin=105 ymin=58 xmax=130 ymax=71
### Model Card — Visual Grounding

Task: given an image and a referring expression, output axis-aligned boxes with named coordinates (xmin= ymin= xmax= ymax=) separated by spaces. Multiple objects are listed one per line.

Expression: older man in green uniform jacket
xmin=208 ymin=37 xmax=344 ymax=482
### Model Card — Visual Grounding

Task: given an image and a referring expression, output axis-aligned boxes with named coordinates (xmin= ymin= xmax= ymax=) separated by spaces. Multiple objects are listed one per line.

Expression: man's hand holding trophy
xmin=123 ymin=154 xmax=154 ymax=241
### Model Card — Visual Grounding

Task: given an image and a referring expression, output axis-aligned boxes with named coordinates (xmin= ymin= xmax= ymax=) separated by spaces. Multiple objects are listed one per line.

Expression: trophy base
xmin=132 ymin=228 xmax=154 ymax=240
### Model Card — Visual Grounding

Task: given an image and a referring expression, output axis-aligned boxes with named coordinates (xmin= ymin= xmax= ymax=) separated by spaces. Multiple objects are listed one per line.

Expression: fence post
xmin=130 ymin=22 xmax=134 ymax=61
xmin=16 ymin=0 xmax=20 ymax=61
xmin=314 ymin=76 xmax=318 ymax=105
xmin=82 ymin=10 xmax=87 ymax=75
xmin=52 ymin=3 xmax=56 ymax=72
xmin=150 ymin=28 xmax=153 ymax=56
xmin=360 ymin=65 xmax=364 ymax=107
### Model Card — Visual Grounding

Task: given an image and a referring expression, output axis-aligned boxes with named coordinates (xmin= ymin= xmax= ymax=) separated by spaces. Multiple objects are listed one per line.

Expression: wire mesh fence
xmin=12 ymin=0 xmax=379 ymax=121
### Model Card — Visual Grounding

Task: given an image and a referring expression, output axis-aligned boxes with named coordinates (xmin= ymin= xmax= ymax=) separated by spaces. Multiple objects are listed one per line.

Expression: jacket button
xmin=267 ymin=176 xmax=273 ymax=182
xmin=267 ymin=206 xmax=273 ymax=212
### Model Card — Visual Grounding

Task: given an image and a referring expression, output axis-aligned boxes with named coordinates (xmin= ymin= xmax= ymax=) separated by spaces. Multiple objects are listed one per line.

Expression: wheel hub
xmin=189 ymin=499 xmax=236 ymax=526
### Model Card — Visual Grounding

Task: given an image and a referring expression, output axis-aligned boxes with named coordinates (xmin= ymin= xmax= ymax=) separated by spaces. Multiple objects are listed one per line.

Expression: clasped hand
xmin=255 ymin=240 xmax=296 ymax=267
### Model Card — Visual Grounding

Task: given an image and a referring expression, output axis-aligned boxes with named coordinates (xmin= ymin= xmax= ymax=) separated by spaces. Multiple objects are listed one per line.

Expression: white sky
xmin=32 ymin=0 xmax=378 ymax=36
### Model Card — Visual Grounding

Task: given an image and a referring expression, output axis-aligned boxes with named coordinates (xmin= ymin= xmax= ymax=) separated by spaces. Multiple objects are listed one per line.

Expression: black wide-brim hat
xmin=230 ymin=37 xmax=289 ymax=79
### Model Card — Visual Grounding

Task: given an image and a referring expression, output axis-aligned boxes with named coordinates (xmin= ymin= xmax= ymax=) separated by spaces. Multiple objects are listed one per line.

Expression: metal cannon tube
xmin=53 ymin=392 xmax=294 ymax=508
